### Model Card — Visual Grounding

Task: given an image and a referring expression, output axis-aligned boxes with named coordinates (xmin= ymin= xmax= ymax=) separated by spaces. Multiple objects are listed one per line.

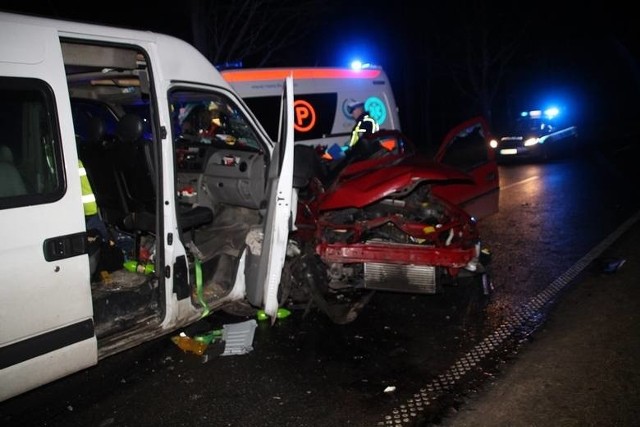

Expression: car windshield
xmin=515 ymin=118 xmax=546 ymax=134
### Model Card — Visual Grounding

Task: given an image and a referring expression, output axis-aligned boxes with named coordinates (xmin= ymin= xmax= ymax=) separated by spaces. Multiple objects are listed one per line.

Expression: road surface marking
xmin=500 ymin=175 xmax=538 ymax=191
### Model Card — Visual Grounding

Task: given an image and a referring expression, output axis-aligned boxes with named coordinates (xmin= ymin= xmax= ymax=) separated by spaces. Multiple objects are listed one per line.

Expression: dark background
xmin=2 ymin=1 xmax=639 ymax=151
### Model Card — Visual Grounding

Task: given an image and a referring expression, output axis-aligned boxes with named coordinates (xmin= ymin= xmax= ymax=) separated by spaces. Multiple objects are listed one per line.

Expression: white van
xmin=0 ymin=11 xmax=294 ymax=401
xmin=221 ymin=66 xmax=400 ymax=148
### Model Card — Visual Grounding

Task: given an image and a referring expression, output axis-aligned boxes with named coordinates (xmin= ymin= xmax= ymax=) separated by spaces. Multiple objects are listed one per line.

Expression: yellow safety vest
xmin=349 ymin=114 xmax=380 ymax=147
xmin=78 ymin=160 xmax=98 ymax=216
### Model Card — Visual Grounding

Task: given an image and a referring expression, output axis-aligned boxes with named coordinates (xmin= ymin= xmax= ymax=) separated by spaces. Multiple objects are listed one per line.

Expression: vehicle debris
xmin=601 ymin=257 xmax=626 ymax=274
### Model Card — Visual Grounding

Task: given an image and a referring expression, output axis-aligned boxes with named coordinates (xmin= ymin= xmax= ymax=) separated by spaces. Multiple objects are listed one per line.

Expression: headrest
xmin=0 ymin=145 xmax=14 ymax=163
xmin=116 ymin=114 xmax=144 ymax=143
xmin=86 ymin=116 xmax=106 ymax=143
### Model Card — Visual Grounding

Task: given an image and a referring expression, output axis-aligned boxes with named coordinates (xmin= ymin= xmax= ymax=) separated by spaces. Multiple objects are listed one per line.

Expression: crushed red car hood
xmin=320 ymin=153 xmax=474 ymax=210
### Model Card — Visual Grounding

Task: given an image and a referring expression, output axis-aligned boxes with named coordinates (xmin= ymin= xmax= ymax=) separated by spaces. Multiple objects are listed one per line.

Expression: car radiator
xmin=364 ymin=262 xmax=438 ymax=294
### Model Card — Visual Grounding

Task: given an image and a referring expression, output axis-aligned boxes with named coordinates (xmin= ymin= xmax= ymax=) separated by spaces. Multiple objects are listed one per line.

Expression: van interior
xmin=61 ymin=41 xmax=270 ymax=354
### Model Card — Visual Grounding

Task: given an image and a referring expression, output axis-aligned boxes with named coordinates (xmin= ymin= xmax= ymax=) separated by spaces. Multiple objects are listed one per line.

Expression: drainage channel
xmin=378 ymin=210 xmax=640 ymax=426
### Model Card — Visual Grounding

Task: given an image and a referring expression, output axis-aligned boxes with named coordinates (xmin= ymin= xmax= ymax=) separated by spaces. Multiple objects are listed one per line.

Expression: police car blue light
xmin=495 ymin=107 xmax=578 ymax=161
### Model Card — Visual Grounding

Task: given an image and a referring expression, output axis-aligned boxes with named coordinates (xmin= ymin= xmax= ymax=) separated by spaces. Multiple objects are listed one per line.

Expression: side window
xmin=243 ymin=96 xmax=280 ymax=141
xmin=170 ymin=90 xmax=262 ymax=151
xmin=0 ymin=77 xmax=64 ymax=209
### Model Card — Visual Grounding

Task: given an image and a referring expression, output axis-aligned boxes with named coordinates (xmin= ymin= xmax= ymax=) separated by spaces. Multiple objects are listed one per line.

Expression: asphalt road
xmin=2 ymin=145 xmax=639 ymax=426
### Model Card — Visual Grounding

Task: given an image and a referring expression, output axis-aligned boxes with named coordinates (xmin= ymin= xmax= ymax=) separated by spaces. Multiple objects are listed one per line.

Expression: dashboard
xmin=176 ymin=142 xmax=267 ymax=210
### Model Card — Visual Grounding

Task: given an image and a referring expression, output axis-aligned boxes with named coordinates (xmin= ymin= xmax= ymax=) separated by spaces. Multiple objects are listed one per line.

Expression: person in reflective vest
xmin=79 ymin=159 xmax=108 ymax=240
xmin=347 ymin=100 xmax=379 ymax=148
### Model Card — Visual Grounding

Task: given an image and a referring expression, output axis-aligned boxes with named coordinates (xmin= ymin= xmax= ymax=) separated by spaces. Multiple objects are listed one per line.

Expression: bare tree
xmin=427 ymin=2 xmax=532 ymax=126
xmin=188 ymin=0 xmax=328 ymax=67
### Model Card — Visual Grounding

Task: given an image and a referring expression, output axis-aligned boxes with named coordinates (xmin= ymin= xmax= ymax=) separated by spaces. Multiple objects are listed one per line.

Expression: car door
xmin=0 ymin=20 xmax=96 ymax=402
xmin=253 ymin=76 xmax=294 ymax=321
xmin=432 ymin=116 xmax=500 ymax=220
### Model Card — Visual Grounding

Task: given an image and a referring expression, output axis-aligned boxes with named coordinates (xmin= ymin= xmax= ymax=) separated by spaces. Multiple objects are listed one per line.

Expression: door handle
xmin=43 ymin=232 xmax=87 ymax=261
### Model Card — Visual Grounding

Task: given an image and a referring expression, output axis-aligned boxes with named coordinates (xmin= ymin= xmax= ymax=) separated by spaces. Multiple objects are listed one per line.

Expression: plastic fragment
xmin=602 ymin=258 xmax=626 ymax=274
xmin=171 ymin=332 xmax=208 ymax=356
xmin=256 ymin=307 xmax=292 ymax=321
xmin=194 ymin=329 xmax=223 ymax=345
xmin=221 ymin=319 xmax=257 ymax=356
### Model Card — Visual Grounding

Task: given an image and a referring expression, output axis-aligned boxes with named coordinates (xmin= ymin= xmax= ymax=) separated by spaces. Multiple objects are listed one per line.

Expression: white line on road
xmin=500 ymin=175 xmax=538 ymax=191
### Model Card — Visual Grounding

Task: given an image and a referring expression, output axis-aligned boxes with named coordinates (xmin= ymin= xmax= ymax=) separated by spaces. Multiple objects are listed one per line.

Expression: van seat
xmin=0 ymin=145 xmax=27 ymax=197
xmin=77 ymin=116 xmax=128 ymax=226
xmin=0 ymin=145 xmax=15 ymax=163
xmin=115 ymin=114 xmax=213 ymax=236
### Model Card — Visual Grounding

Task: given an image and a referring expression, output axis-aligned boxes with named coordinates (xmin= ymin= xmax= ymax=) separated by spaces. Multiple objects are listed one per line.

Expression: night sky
xmin=2 ymin=1 xmax=638 ymax=149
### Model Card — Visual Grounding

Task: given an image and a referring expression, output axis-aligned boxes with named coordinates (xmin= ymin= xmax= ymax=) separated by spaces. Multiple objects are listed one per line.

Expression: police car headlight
xmin=524 ymin=137 xmax=539 ymax=147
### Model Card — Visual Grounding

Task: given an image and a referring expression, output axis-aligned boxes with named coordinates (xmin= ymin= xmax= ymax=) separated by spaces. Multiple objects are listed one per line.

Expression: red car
xmin=431 ymin=116 xmax=499 ymax=221
xmin=281 ymin=117 xmax=499 ymax=323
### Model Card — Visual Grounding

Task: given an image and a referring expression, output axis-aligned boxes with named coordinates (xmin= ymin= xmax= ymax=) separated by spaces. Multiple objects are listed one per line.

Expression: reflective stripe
xmin=364 ymin=116 xmax=379 ymax=132
xmin=83 ymin=198 xmax=98 ymax=216
xmin=350 ymin=124 xmax=362 ymax=146
xmin=79 ymin=160 xmax=98 ymax=216
xmin=350 ymin=114 xmax=379 ymax=147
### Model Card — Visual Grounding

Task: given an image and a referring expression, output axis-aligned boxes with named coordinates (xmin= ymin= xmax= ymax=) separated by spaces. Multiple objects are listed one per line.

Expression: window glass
xmin=170 ymin=90 xmax=262 ymax=151
xmin=0 ymin=77 xmax=64 ymax=208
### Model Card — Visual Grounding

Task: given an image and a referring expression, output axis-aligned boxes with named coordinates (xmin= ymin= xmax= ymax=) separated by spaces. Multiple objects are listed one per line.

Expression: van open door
xmin=250 ymin=76 xmax=295 ymax=321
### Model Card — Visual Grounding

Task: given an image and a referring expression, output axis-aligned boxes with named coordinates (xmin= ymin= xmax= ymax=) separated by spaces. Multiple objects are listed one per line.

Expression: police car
xmin=491 ymin=108 xmax=578 ymax=161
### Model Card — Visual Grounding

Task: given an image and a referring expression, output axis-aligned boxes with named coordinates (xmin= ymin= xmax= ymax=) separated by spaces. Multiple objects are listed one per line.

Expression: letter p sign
xmin=294 ymin=100 xmax=316 ymax=132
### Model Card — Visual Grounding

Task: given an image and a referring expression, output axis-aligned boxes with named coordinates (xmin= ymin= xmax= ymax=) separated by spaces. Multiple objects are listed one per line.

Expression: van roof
xmin=0 ymin=11 xmax=234 ymax=94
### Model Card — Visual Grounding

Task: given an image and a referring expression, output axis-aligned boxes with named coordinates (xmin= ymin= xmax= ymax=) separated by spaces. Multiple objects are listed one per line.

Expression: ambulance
xmin=0 ymin=11 xmax=294 ymax=401
xmin=221 ymin=65 xmax=401 ymax=148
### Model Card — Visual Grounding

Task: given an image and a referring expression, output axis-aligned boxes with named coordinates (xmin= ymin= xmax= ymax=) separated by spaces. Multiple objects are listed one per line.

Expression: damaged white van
xmin=0 ymin=11 xmax=294 ymax=401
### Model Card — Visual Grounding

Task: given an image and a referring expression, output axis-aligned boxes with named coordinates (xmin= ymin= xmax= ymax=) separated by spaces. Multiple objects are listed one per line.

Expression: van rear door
xmin=0 ymin=20 xmax=96 ymax=401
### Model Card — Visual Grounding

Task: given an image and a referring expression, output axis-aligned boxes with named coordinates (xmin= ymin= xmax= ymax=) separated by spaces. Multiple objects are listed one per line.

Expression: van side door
xmin=0 ymin=20 xmax=96 ymax=402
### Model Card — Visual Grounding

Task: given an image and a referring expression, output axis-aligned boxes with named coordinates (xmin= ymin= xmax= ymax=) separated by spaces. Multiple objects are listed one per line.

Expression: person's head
xmin=347 ymin=101 xmax=365 ymax=119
